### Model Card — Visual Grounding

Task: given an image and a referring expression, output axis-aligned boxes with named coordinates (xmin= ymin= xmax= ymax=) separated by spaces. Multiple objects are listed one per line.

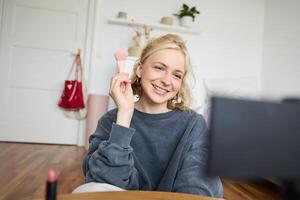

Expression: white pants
xmin=72 ymin=182 xmax=125 ymax=193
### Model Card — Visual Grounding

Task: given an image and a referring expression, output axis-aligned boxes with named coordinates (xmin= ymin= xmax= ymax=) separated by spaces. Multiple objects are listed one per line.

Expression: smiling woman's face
xmin=136 ymin=49 xmax=185 ymax=108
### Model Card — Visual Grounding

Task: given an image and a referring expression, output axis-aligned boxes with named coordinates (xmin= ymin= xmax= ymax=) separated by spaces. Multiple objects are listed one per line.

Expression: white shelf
xmin=107 ymin=18 xmax=200 ymax=35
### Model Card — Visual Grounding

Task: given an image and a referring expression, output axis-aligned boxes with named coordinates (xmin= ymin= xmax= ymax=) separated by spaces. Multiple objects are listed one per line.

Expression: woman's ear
xmin=136 ymin=63 xmax=142 ymax=78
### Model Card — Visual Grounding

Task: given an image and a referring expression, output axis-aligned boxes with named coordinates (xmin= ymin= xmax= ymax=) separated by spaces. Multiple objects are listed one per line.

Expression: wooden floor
xmin=0 ymin=142 xmax=282 ymax=200
xmin=0 ymin=142 xmax=86 ymax=200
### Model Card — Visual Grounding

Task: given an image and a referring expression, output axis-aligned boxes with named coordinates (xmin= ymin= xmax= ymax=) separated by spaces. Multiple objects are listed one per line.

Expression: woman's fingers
xmin=109 ymin=73 xmax=134 ymax=110
xmin=110 ymin=73 xmax=130 ymax=87
xmin=111 ymin=77 xmax=131 ymax=91
xmin=125 ymin=79 xmax=133 ymax=92
xmin=109 ymin=73 xmax=132 ymax=95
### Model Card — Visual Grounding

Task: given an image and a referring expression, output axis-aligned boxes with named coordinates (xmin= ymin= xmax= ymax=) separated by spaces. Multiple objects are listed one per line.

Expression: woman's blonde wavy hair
xmin=131 ymin=34 xmax=192 ymax=111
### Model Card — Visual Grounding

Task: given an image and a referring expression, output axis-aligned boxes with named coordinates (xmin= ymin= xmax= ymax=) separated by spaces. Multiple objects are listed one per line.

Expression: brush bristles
xmin=114 ymin=50 xmax=128 ymax=61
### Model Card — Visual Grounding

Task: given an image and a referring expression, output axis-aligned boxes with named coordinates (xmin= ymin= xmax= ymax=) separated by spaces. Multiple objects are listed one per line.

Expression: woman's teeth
xmin=153 ymin=85 xmax=168 ymax=93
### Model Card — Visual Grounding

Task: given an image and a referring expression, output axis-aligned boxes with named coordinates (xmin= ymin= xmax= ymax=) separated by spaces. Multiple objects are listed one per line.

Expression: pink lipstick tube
xmin=46 ymin=170 xmax=57 ymax=200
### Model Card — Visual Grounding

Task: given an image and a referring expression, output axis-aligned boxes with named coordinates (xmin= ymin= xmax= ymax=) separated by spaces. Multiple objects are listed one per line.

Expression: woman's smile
xmin=152 ymin=84 xmax=170 ymax=95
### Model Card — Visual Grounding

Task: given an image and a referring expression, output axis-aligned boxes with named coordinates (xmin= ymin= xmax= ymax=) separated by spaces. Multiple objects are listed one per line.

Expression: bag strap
xmin=67 ymin=49 xmax=83 ymax=81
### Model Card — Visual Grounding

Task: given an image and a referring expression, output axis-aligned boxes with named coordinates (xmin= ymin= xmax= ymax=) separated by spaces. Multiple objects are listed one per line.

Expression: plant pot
xmin=180 ymin=16 xmax=193 ymax=28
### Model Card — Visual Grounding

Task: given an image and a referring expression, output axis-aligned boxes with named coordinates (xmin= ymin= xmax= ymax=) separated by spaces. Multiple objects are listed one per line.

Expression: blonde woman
xmin=82 ymin=34 xmax=223 ymax=197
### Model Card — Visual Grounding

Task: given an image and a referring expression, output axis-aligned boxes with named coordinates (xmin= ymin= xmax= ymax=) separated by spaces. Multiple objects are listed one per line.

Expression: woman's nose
xmin=161 ymin=72 xmax=171 ymax=85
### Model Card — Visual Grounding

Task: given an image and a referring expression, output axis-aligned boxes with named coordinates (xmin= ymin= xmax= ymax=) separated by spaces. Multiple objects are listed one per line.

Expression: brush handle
xmin=117 ymin=60 xmax=125 ymax=73
xmin=116 ymin=60 xmax=126 ymax=92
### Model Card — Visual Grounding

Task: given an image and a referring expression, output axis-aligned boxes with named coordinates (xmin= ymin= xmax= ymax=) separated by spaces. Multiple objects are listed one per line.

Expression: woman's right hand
xmin=109 ymin=73 xmax=134 ymax=127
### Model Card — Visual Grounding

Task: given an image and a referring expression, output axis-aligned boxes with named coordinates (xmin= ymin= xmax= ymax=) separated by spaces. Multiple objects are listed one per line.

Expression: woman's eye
xmin=174 ymin=74 xmax=182 ymax=80
xmin=154 ymin=66 xmax=164 ymax=70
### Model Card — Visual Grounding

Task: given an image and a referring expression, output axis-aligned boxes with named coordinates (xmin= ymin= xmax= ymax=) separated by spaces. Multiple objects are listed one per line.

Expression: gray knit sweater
xmin=83 ymin=108 xmax=223 ymax=197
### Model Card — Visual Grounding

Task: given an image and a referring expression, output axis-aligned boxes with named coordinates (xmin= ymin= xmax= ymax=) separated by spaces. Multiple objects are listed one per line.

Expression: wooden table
xmin=34 ymin=191 xmax=220 ymax=200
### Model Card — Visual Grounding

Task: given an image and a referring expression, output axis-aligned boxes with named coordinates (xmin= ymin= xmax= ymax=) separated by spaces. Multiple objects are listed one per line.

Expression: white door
xmin=0 ymin=0 xmax=89 ymax=144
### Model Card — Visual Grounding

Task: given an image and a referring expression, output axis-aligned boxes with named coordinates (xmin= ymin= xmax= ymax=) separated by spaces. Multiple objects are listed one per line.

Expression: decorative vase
xmin=160 ymin=16 xmax=173 ymax=25
xmin=180 ymin=16 xmax=193 ymax=28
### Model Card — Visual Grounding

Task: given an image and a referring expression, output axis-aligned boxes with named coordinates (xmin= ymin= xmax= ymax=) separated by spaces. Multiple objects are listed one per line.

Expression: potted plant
xmin=174 ymin=4 xmax=200 ymax=27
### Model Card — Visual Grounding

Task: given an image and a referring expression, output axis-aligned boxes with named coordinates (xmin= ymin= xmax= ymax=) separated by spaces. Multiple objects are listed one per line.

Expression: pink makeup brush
xmin=114 ymin=50 xmax=128 ymax=92
xmin=114 ymin=50 xmax=128 ymax=73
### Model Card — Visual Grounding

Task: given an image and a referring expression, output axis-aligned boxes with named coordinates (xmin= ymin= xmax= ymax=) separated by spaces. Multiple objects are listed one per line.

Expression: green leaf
xmin=183 ymin=4 xmax=189 ymax=10
xmin=176 ymin=3 xmax=200 ymax=19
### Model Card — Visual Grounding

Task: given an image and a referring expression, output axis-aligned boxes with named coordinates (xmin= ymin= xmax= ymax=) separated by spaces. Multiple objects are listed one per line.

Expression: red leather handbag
xmin=58 ymin=51 xmax=85 ymax=110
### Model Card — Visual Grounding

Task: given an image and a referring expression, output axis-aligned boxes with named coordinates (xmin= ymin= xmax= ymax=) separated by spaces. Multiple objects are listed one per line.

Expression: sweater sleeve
xmin=82 ymin=111 xmax=139 ymax=190
xmin=173 ymin=116 xmax=223 ymax=197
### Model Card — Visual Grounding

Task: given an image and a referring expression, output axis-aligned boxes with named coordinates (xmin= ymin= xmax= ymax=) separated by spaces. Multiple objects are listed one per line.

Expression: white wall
xmin=261 ymin=0 xmax=300 ymax=99
xmin=0 ymin=0 xmax=3 ymax=43
xmin=89 ymin=0 xmax=264 ymax=100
